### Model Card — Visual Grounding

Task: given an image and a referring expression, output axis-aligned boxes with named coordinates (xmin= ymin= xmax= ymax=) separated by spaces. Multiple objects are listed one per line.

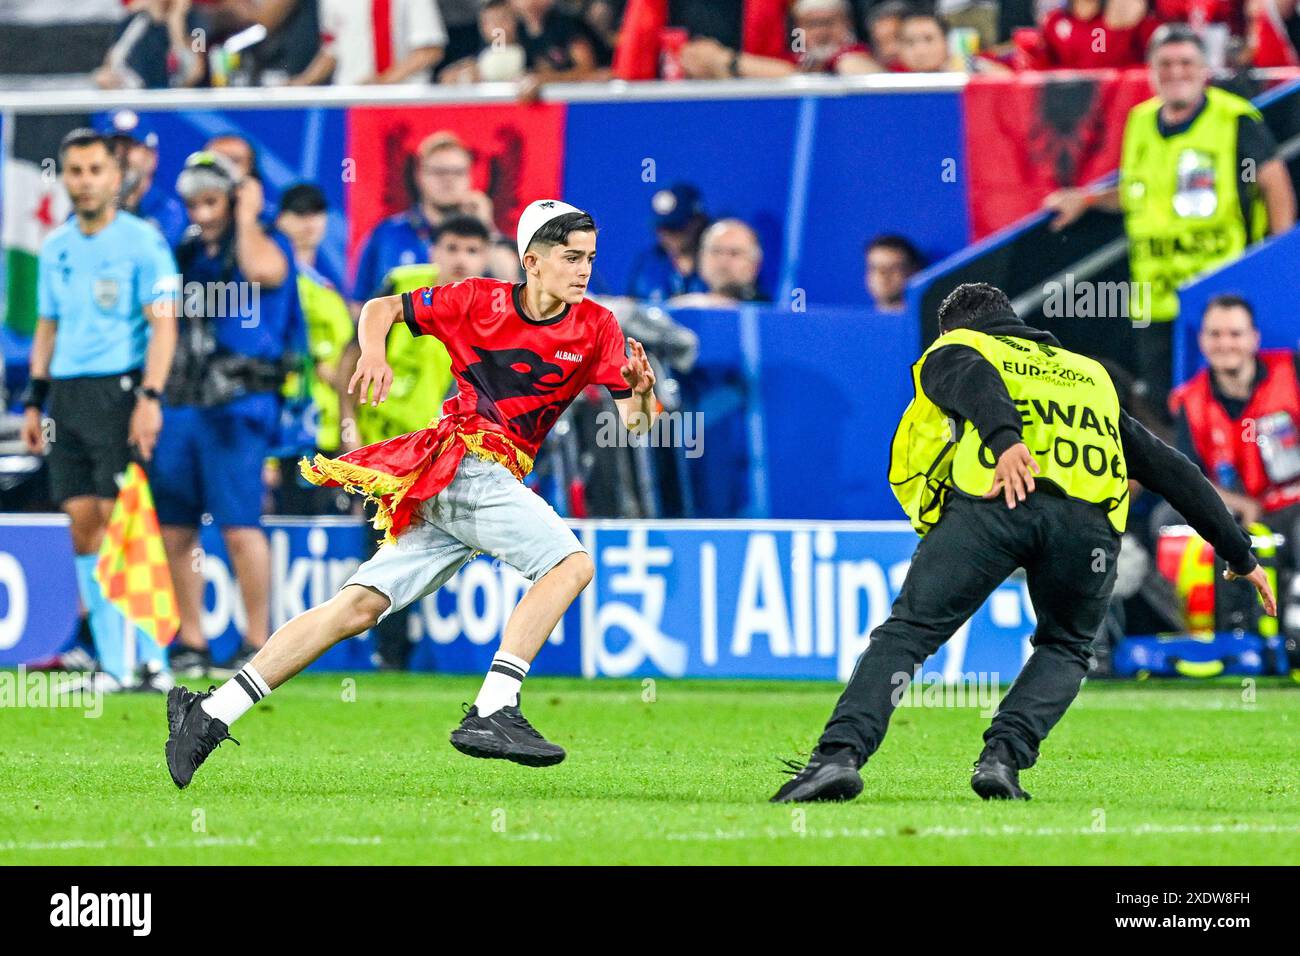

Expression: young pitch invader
xmin=165 ymin=201 xmax=659 ymax=787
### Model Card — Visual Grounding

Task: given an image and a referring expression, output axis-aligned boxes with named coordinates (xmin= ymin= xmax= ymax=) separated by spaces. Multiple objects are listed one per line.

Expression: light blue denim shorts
xmin=345 ymin=454 xmax=585 ymax=620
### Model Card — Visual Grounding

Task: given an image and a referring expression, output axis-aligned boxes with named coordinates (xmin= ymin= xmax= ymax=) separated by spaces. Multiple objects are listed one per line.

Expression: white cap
xmin=516 ymin=199 xmax=584 ymax=264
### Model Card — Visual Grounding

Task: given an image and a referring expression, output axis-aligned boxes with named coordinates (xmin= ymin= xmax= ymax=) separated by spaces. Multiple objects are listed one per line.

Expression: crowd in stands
xmin=1 ymin=0 xmax=1297 ymax=90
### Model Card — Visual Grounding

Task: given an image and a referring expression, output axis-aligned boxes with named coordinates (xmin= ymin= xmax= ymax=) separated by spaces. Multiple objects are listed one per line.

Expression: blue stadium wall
xmin=0 ymin=515 xmax=1034 ymax=682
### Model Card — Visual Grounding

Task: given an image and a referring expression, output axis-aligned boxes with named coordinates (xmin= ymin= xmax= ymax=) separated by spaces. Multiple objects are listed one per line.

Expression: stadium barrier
xmin=0 ymin=513 xmax=1040 ymax=681
xmin=669 ymin=305 xmax=917 ymax=520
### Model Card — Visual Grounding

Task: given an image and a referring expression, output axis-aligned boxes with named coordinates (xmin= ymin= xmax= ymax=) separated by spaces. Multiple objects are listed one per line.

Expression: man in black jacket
xmin=772 ymin=283 xmax=1276 ymax=803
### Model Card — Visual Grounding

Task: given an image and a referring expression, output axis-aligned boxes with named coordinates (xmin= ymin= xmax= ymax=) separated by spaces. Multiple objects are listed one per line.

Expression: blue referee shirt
xmin=38 ymin=211 xmax=178 ymax=380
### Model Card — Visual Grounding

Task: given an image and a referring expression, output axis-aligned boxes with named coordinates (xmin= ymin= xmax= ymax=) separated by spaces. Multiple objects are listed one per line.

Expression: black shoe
xmin=165 ymin=685 xmax=239 ymax=789
xmin=168 ymin=646 xmax=210 ymax=680
xmin=971 ymin=742 xmax=1031 ymax=801
xmin=770 ymin=748 xmax=863 ymax=803
xmin=212 ymin=641 xmax=260 ymax=679
xmin=449 ymin=701 xmax=566 ymax=767
xmin=134 ymin=660 xmax=175 ymax=694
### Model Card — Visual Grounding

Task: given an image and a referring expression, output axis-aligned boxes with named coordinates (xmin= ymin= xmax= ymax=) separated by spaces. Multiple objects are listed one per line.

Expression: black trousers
xmin=819 ymin=491 xmax=1120 ymax=769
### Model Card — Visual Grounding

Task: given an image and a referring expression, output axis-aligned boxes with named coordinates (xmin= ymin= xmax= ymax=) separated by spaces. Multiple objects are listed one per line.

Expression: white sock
xmin=474 ymin=651 xmax=530 ymax=717
xmin=201 ymin=665 xmax=271 ymax=726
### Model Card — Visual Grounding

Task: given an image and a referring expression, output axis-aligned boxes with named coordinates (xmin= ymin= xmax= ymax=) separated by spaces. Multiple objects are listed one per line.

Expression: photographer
xmin=154 ymin=151 xmax=305 ymax=677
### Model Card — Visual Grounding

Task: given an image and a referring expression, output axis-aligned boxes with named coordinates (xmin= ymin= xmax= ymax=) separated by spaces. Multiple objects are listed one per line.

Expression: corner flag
xmin=94 ymin=462 xmax=180 ymax=645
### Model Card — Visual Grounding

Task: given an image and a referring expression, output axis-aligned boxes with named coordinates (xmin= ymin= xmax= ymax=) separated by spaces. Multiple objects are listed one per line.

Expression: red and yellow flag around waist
xmin=94 ymin=462 xmax=180 ymax=645
xmin=301 ymin=414 xmax=534 ymax=544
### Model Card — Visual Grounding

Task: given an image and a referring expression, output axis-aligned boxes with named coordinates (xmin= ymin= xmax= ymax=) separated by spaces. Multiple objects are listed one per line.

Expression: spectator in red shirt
xmin=1153 ymin=0 xmax=1243 ymax=34
xmin=1248 ymin=0 xmax=1300 ymax=66
xmin=1038 ymin=0 xmax=1161 ymax=69
xmin=680 ymin=0 xmax=878 ymax=78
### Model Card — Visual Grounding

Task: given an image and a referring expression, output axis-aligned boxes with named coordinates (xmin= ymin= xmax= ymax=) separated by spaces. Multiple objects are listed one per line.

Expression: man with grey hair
xmin=672 ymin=219 xmax=770 ymax=306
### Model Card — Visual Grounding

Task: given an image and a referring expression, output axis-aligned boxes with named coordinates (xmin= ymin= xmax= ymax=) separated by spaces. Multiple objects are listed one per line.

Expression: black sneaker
xmin=211 ymin=641 xmax=260 ymax=679
xmin=770 ymin=748 xmax=863 ymax=803
xmin=970 ymin=741 xmax=1031 ymax=801
xmin=134 ymin=660 xmax=175 ymax=694
xmin=168 ymin=646 xmax=210 ymax=680
xmin=165 ymin=685 xmax=239 ymax=789
xmin=449 ymin=701 xmax=566 ymax=767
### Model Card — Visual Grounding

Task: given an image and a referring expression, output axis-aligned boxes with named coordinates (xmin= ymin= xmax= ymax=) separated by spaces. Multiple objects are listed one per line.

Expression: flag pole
xmin=123 ymin=612 xmax=136 ymax=687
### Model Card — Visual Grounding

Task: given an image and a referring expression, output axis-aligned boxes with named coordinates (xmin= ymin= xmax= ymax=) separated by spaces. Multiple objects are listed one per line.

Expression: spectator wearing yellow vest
xmin=274 ymin=183 xmax=354 ymax=515
xmin=339 ymin=214 xmax=490 ymax=452
xmin=1043 ymin=23 xmax=1296 ymax=410
xmin=772 ymin=283 xmax=1274 ymax=804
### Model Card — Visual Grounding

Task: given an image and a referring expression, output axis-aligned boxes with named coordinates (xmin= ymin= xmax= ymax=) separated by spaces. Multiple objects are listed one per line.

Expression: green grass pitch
xmin=2 ymin=673 xmax=1297 ymax=864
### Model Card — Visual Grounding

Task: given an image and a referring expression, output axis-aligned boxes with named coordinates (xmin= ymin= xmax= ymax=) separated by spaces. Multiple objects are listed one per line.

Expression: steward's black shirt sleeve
xmin=1120 ymin=409 xmax=1257 ymax=574
xmin=919 ymin=344 xmax=1024 ymax=458
xmin=1237 ymin=114 xmax=1279 ymax=169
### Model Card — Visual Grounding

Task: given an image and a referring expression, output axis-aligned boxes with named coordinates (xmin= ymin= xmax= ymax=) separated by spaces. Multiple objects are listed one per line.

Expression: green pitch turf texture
xmin=2 ymin=674 xmax=1297 ymax=865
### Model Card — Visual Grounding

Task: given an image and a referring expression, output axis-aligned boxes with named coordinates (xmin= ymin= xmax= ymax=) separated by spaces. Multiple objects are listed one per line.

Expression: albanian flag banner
xmin=344 ymin=102 xmax=565 ymax=266
xmin=94 ymin=463 xmax=180 ymax=646
xmin=963 ymin=69 xmax=1153 ymax=240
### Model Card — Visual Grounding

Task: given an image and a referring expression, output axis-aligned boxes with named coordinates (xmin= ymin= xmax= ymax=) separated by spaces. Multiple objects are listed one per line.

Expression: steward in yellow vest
xmin=1120 ymin=85 xmax=1269 ymax=326
xmin=1041 ymin=26 xmax=1294 ymax=412
xmin=287 ymin=262 xmax=354 ymax=453
xmin=344 ymin=214 xmax=492 ymax=449
xmin=891 ymin=327 xmax=1130 ymax=537
xmin=771 ymin=283 xmax=1274 ymax=806
xmin=358 ymin=261 xmax=455 ymax=446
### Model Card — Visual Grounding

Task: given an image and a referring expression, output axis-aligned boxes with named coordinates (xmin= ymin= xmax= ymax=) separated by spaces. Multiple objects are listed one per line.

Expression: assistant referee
xmin=21 ymin=128 xmax=178 ymax=690
xmin=772 ymin=283 xmax=1276 ymax=803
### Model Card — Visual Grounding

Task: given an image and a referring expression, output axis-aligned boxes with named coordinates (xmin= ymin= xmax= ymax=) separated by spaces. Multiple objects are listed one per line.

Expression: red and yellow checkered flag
xmin=94 ymin=462 xmax=180 ymax=645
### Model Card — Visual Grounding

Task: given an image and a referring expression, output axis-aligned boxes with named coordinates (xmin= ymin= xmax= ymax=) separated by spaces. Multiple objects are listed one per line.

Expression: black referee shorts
xmin=46 ymin=370 xmax=141 ymax=505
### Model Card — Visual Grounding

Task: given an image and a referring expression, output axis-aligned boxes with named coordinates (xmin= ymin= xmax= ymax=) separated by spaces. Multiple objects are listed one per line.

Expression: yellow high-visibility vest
xmin=286 ymin=268 xmax=354 ymax=452
xmin=889 ymin=328 xmax=1130 ymax=535
xmin=356 ymin=263 xmax=454 ymax=445
xmin=1119 ymin=87 xmax=1268 ymax=323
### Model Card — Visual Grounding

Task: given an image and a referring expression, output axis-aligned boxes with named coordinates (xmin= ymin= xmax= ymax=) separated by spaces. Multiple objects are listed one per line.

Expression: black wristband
xmin=20 ymin=377 xmax=50 ymax=411
xmin=136 ymin=385 xmax=162 ymax=403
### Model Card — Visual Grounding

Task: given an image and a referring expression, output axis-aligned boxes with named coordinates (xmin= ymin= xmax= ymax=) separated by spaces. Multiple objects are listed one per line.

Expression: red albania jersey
xmin=401 ymin=277 xmax=632 ymax=457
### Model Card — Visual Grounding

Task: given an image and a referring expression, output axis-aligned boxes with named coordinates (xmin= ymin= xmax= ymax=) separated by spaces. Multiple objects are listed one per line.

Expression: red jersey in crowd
xmin=1039 ymin=9 xmax=1162 ymax=68
xmin=1153 ymin=0 xmax=1244 ymax=33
